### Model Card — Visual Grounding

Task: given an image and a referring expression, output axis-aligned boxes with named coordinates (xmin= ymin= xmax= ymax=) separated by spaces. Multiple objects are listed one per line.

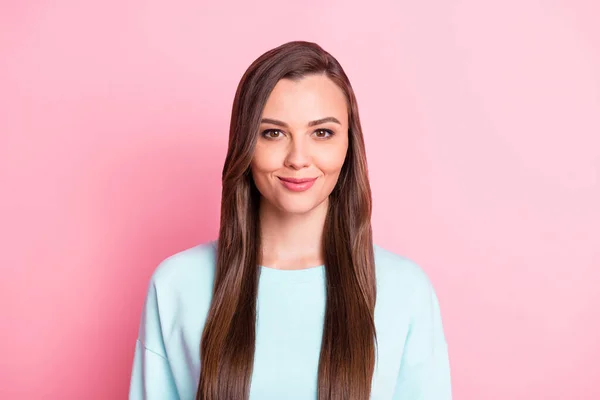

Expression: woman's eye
xmin=262 ymin=129 xmax=283 ymax=139
xmin=314 ymin=129 xmax=334 ymax=139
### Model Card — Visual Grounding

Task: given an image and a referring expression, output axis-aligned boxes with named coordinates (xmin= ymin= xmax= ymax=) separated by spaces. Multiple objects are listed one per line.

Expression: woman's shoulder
xmin=373 ymin=243 xmax=437 ymax=296
xmin=148 ymin=239 xmax=218 ymax=292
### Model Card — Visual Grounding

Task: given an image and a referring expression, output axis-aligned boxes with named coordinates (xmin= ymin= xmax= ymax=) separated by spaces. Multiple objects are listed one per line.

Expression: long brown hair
xmin=197 ymin=41 xmax=377 ymax=400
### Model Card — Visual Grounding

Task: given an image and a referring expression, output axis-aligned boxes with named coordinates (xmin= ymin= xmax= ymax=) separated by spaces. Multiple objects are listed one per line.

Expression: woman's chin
xmin=273 ymin=197 xmax=328 ymax=216
xmin=278 ymin=204 xmax=317 ymax=215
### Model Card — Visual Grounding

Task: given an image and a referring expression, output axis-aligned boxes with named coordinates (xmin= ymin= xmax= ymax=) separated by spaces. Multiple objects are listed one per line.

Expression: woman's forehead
xmin=261 ymin=75 xmax=348 ymax=126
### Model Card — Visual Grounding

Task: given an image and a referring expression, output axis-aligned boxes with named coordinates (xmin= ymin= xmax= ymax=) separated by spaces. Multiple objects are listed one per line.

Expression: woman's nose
xmin=284 ymin=137 xmax=311 ymax=170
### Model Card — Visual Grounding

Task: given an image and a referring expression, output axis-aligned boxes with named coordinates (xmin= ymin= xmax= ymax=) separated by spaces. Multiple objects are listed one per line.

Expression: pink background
xmin=1 ymin=1 xmax=599 ymax=398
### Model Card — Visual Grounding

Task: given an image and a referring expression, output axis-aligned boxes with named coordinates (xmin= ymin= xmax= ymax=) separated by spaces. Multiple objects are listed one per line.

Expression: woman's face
xmin=250 ymin=74 xmax=349 ymax=215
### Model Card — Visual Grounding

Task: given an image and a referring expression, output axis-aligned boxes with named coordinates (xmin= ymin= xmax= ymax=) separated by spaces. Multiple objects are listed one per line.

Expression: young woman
xmin=129 ymin=41 xmax=452 ymax=400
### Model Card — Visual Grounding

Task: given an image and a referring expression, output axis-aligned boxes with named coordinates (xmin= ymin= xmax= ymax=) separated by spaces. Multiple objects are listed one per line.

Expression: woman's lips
xmin=278 ymin=176 xmax=318 ymax=192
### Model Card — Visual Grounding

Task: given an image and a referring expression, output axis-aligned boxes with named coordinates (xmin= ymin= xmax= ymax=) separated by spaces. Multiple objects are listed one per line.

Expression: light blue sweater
xmin=129 ymin=240 xmax=451 ymax=399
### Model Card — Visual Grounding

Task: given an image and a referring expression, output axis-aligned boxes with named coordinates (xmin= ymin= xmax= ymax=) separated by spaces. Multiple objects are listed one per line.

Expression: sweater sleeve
xmin=392 ymin=275 xmax=452 ymax=399
xmin=129 ymin=279 xmax=180 ymax=399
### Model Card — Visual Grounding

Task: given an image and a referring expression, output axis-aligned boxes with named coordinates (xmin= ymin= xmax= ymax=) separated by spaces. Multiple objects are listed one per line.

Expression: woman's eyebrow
xmin=260 ymin=117 xmax=341 ymax=127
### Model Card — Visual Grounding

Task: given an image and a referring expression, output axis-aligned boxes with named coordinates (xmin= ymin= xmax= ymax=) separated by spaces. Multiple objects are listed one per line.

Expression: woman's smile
xmin=277 ymin=176 xmax=318 ymax=192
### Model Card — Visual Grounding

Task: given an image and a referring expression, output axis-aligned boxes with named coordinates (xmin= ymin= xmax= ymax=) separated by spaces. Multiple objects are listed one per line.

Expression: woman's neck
xmin=258 ymin=197 xmax=328 ymax=270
